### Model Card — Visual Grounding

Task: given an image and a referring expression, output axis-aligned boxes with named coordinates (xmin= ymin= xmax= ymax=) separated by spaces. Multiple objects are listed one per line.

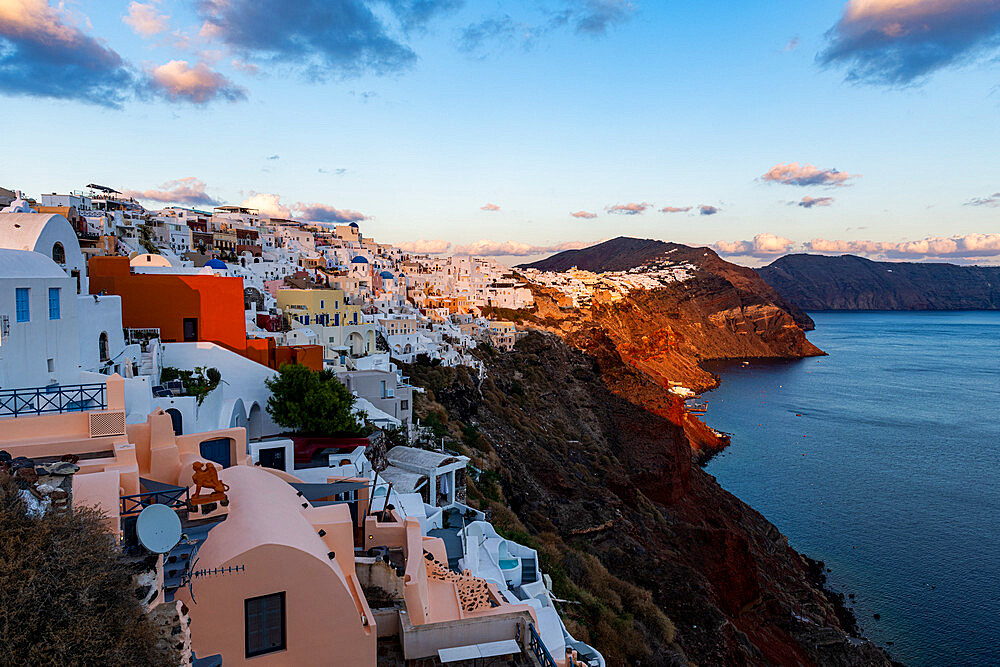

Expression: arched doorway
xmin=347 ymin=332 xmax=364 ymax=356
xmin=247 ymin=402 xmax=262 ymax=442
xmin=165 ymin=408 xmax=183 ymax=436
xmin=229 ymin=399 xmax=247 ymax=430
xmin=99 ymin=332 xmax=109 ymax=362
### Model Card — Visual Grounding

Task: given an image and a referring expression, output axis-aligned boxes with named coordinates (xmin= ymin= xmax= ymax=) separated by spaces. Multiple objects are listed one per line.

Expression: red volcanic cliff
xmin=403 ymin=333 xmax=894 ymax=666
xmin=506 ymin=237 xmax=823 ymax=457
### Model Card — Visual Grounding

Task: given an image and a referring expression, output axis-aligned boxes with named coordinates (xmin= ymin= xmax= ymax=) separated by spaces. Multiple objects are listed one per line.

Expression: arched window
xmin=52 ymin=242 xmax=65 ymax=264
xmin=99 ymin=332 xmax=109 ymax=362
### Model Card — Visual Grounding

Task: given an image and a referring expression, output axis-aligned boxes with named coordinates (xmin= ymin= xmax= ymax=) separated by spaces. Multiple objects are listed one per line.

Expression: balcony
xmin=0 ymin=383 xmax=107 ymax=419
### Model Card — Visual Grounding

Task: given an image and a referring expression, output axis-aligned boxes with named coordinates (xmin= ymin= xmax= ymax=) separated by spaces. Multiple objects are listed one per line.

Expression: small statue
xmin=189 ymin=462 xmax=230 ymax=511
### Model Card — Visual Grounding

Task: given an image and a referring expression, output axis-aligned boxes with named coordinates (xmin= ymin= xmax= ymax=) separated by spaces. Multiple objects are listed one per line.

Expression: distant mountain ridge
xmin=758 ymin=254 xmax=1000 ymax=311
xmin=519 ymin=236 xmax=815 ymax=330
xmin=519 ymin=236 xmax=692 ymax=273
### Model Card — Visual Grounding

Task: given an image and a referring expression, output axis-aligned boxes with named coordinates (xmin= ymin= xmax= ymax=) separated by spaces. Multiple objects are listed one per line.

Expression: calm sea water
xmin=702 ymin=311 xmax=1000 ymax=667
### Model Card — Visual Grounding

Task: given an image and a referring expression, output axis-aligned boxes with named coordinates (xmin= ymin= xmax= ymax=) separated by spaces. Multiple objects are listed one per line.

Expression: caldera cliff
xmin=758 ymin=253 xmax=1000 ymax=311
xmin=404 ymin=333 xmax=895 ymax=666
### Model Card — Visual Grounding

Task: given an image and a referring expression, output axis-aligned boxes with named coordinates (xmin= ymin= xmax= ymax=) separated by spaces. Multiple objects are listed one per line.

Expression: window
xmin=320 ymin=300 xmax=324 ymax=309
xmin=52 ymin=242 xmax=65 ymax=264
xmin=99 ymin=332 xmax=109 ymax=362
xmin=400 ymin=400 xmax=409 ymax=411
xmin=245 ymin=592 xmax=286 ymax=658
xmin=15 ymin=288 xmax=29 ymax=322
xmin=48 ymin=288 xmax=60 ymax=320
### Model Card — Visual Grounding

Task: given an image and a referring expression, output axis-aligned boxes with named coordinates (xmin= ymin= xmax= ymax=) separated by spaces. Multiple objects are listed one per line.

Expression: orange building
xmin=89 ymin=256 xmax=321 ymax=371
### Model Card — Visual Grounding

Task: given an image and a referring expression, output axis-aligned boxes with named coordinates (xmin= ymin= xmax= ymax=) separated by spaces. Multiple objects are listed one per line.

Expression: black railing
xmin=0 ymin=383 xmax=106 ymax=418
xmin=120 ymin=486 xmax=190 ymax=517
xmin=527 ymin=622 xmax=557 ymax=667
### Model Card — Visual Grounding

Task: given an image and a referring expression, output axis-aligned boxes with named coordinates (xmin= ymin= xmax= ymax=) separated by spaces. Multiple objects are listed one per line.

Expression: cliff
xmin=509 ymin=237 xmax=823 ymax=457
xmin=520 ymin=236 xmax=815 ymax=330
xmin=404 ymin=334 xmax=896 ymax=666
xmin=758 ymin=254 xmax=1000 ymax=311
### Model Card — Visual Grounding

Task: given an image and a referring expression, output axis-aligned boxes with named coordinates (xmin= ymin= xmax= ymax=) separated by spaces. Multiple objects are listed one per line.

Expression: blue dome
xmin=349 ymin=222 xmax=360 ymax=228
xmin=205 ymin=259 xmax=227 ymax=269
xmin=351 ymin=256 xmax=369 ymax=264
xmin=379 ymin=270 xmax=394 ymax=279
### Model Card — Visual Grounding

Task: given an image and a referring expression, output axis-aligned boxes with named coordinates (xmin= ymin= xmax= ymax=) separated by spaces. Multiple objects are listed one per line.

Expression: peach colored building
xmin=1 ymin=374 xmax=593 ymax=667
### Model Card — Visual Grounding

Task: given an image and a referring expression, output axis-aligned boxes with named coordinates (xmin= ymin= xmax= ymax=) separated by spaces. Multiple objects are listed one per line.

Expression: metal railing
xmin=527 ymin=622 xmax=557 ymax=667
xmin=120 ymin=485 xmax=190 ymax=517
xmin=0 ymin=383 xmax=106 ymax=418
xmin=125 ymin=327 xmax=161 ymax=345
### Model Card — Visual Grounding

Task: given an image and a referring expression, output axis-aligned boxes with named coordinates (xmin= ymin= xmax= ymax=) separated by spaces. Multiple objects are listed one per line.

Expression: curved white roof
xmin=0 ymin=248 xmax=69 ymax=279
xmin=0 ymin=213 xmax=73 ymax=252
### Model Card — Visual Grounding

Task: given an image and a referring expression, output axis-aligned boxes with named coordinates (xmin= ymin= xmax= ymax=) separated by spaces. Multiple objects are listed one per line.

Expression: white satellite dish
xmin=136 ymin=503 xmax=183 ymax=554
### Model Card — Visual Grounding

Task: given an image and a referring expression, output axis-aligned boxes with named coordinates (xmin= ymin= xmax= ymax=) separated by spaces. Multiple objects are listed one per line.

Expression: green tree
xmin=0 ymin=477 xmax=175 ymax=666
xmin=265 ymin=364 xmax=363 ymax=435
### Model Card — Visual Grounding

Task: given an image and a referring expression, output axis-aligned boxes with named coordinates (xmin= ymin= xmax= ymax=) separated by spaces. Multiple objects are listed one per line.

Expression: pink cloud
xmin=123 ymin=2 xmax=169 ymax=37
xmin=241 ymin=192 xmax=291 ymax=218
xmin=660 ymin=206 xmax=692 ymax=213
xmin=397 ymin=239 xmax=451 ymax=254
xmin=231 ymin=59 xmax=261 ymax=75
xmin=797 ymin=196 xmax=835 ymax=208
xmin=146 ymin=59 xmax=246 ymax=103
xmin=606 ymin=202 xmax=651 ymax=215
xmin=715 ymin=233 xmax=794 ymax=257
xmin=965 ymin=192 xmax=1000 ymax=207
xmin=761 ymin=162 xmax=857 ymax=187
xmin=294 ymin=202 xmax=367 ymax=223
xmin=452 ymin=240 xmax=588 ymax=257
xmin=124 ymin=177 xmax=220 ymax=206
xmin=699 ymin=205 xmax=720 ymax=216
xmin=480 ymin=203 xmax=501 ymax=212
xmin=571 ymin=211 xmax=598 ymax=219
xmin=819 ymin=0 xmax=1000 ymax=84
xmin=805 ymin=233 xmax=1000 ymax=259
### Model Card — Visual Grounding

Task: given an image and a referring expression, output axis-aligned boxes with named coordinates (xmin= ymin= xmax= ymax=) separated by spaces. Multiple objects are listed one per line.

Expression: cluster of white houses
xmin=0 ymin=186 xmax=601 ymax=667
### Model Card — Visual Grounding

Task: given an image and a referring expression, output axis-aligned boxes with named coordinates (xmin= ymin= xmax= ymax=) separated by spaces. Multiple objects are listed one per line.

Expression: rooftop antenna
xmin=135 ymin=503 xmax=182 ymax=554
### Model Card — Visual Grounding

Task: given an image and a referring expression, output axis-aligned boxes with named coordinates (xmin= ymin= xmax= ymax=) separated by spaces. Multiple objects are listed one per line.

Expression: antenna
xmin=135 ymin=503 xmax=182 ymax=554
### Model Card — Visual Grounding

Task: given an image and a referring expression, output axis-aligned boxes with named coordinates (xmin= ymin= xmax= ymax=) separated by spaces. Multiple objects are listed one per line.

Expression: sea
xmin=702 ymin=311 xmax=1000 ymax=667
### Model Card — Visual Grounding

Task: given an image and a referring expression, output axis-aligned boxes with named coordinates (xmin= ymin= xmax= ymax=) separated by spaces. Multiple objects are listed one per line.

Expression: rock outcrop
xmin=758 ymin=253 xmax=1000 ymax=311
xmin=509 ymin=237 xmax=823 ymax=457
xmin=405 ymin=334 xmax=896 ymax=666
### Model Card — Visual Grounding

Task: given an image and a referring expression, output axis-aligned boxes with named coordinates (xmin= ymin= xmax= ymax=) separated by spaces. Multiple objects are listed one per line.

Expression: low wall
xmin=398 ymin=608 xmax=533 ymax=660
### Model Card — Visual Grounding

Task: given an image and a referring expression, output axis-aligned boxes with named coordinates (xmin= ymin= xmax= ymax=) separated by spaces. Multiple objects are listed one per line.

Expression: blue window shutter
xmin=15 ymin=288 xmax=29 ymax=322
xmin=48 ymin=288 xmax=61 ymax=320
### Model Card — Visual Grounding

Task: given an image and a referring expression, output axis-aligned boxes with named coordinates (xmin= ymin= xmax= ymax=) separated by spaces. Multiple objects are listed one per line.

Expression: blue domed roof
xmin=349 ymin=222 xmax=360 ymax=228
xmin=379 ymin=270 xmax=394 ymax=279
xmin=351 ymin=256 xmax=369 ymax=264
xmin=205 ymin=259 xmax=227 ymax=269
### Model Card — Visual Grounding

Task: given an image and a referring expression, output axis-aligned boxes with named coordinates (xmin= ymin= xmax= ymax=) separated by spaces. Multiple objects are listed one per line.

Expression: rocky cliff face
xmin=405 ymin=334 xmax=896 ymax=666
xmin=508 ymin=237 xmax=823 ymax=457
xmin=758 ymin=254 xmax=1000 ymax=311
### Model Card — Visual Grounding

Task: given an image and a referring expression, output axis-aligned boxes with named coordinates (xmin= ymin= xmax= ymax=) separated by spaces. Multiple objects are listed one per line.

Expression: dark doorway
xmin=200 ymin=438 xmax=232 ymax=468
xmin=258 ymin=447 xmax=285 ymax=471
xmin=183 ymin=318 xmax=198 ymax=342
xmin=165 ymin=408 xmax=183 ymax=435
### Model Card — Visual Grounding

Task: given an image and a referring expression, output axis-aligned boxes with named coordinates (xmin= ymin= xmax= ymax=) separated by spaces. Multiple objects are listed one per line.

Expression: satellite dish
xmin=136 ymin=503 xmax=182 ymax=554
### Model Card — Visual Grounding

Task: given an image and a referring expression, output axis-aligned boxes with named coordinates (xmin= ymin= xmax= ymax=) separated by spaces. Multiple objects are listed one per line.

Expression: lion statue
xmin=192 ymin=461 xmax=230 ymax=497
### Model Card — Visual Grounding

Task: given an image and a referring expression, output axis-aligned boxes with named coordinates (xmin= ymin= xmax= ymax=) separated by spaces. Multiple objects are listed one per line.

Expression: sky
xmin=1 ymin=0 xmax=999 ymax=266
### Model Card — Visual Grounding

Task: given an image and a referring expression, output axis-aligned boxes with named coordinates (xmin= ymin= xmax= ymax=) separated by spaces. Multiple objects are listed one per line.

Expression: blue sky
xmin=1 ymin=0 xmax=999 ymax=264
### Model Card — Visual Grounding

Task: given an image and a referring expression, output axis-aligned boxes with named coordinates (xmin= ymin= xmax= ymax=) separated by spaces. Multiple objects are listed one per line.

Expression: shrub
xmin=265 ymin=363 xmax=362 ymax=435
xmin=0 ymin=477 xmax=174 ymax=666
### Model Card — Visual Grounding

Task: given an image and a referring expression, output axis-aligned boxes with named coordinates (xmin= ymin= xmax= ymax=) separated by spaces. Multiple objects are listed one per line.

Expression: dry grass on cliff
xmin=406 ymin=363 xmax=683 ymax=666
xmin=0 ymin=476 xmax=175 ymax=667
